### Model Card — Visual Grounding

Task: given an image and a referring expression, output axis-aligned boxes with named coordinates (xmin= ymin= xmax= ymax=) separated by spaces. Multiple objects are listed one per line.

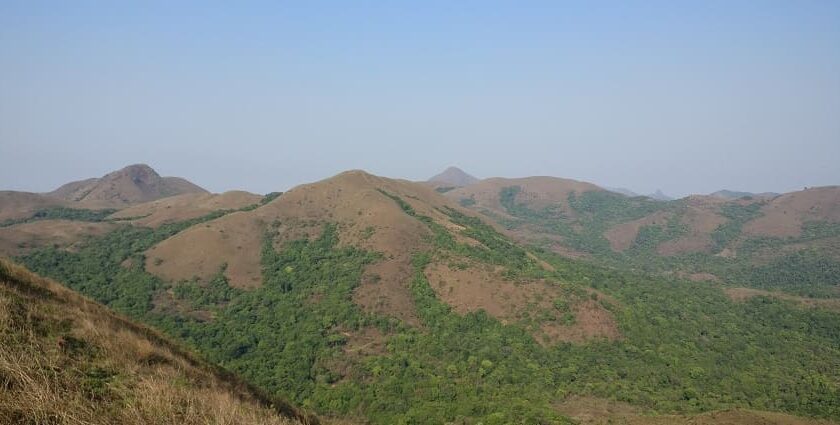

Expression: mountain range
xmin=1 ymin=164 xmax=839 ymax=424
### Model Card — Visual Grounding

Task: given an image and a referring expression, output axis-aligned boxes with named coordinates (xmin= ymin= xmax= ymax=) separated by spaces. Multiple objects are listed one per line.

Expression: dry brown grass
xmin=109 ymin=191 xmax=263 ymax=228
xmin=604 ymin=211 xmax=672 ymax=252
xmin=555 ymin=396 xmax=837 ymax=425
xmin=0 ymin=258 xmax=316 ymax=425
xmin=0 ymin=191 xmax=67 ymax=222
xmin=724 ymin=287 xmax=840 ymax=311
xmin=424 ymin=261 xmax=620 ymax=345
xmin=0 ymin=219 xmax=117 ymax=257
xmin=657 ymin=205 xmax=727 ymax=256
xmin=743 ymin=186 xmax=840 ymax=238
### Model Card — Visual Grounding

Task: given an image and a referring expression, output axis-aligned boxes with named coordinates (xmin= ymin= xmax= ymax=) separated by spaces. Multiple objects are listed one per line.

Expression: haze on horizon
xmin=1 ymin=1 xmax=838 ymax=197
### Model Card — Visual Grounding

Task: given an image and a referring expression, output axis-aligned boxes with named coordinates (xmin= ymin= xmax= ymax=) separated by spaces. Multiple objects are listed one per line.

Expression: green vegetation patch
xmin=1 ymin=207 xmax=118 ymax=227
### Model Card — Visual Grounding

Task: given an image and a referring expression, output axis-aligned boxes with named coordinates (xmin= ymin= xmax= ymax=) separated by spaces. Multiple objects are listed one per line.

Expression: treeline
xmin=0 ymin=207 xmax=118 ymax=227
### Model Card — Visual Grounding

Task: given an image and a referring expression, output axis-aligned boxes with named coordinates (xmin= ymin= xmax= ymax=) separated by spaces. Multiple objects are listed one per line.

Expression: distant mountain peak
xmin=428 ymin=166 xmax=479 ymax=187
xmin=48 ymin=164 xmax=207 ymax=206
xmin=648 ymin=189 xmax=673 ymax=201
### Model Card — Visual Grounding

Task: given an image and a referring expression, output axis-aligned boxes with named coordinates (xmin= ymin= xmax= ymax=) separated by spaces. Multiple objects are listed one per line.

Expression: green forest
xmin=17 ymin=197 xmax=840 ymax=424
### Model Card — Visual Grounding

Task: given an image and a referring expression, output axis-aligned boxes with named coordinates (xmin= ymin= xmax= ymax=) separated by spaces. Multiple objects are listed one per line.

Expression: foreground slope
xmin=0 ymin=258 xmax=311 ymax=425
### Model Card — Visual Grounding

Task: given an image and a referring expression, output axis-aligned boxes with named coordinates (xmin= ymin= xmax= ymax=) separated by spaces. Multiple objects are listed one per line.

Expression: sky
xmin=1 ymin=1 xmax=839 ymax=197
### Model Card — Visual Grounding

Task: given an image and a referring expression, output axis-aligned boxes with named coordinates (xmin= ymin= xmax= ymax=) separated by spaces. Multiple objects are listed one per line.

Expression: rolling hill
xmin=4 ymin=167 xmax=840 ymax=424
xmin=710 ymin=189 xmax=781 ymax=200
xmin=445 ymin=177 xmax=840 ymax=297
xmin=48 ymin=164 xmax=208 ymax=206
xmin=0 ymin=191 xmax=70 ymax=223
xmin=0 ymin=166 xmax=260 ymax=258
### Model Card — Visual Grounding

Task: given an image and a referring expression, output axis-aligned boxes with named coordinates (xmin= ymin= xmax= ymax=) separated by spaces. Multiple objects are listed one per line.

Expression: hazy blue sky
xmin=1 ymin=1 xmax=839 ymax=197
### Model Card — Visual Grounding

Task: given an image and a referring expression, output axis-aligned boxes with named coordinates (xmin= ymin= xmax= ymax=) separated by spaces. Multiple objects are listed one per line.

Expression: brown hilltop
xmin=144 ymin=170 xmax=618 ymax=343
xmin=144 ymin=170 xmax=450 ymax=325
xmin=446 ymin=176 xmax=605 ymax=217
xmin=444 ymin=176 xmax=607 ymax=258
xmin=48 ymin=164 xmax=208 ymax=207
xmin=0 ymin=165 xmax=214 ymax=257
xmin=0 ymin=191 xmax=67 ymax=222
xmin=743 ymin=186 xmax=840 ymax=238
xmin=109 ymin=190 xmax=263 ymax=228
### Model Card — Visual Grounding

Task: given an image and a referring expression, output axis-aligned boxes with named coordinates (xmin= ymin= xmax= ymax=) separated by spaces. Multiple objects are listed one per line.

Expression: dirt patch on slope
xmin=743 ymin=186 xmax=840 ymax=238
xmin=604 ymin=211 xmax=672 ymax=252
xmin=353 ymin=257 xmax=420 ymax=326
xmin=682 ymin=272 xmax=720 ymax=282
xmin=110 ymin=191 xmax=262 ymax=227
xmin=424 ymin=262 xmax=619 ymax=344
xmin=554 ymin=396 xmax=833 ymax=425
xmin=657 ymin=206 xmax=726 ymax=256
xmin=540 ymin=298 xmax=622 ymax=344
xmin=724 ymin=287 xmax=840 ymax=311
xmin=0 ymin=219 xmax=116 ymax=256
xmin=341 ymin=327 xmax=387 ymax=357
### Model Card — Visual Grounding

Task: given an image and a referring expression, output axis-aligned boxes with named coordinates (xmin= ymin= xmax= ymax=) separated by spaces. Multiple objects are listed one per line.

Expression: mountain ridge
xmin=48 ymin=164 xmax=207 ymax=206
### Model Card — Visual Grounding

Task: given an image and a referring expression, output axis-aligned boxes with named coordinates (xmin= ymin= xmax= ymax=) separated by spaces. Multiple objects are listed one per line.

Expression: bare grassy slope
xmin=0 ymin=191 xmax=67 ymax=222
xmin=109 ymin=190 xmax=263 ymax=227
xmin=48 ymin=164 xmax=208 ymax=207
xmin=144 ymin=170 xmax=618 ymax=343
xmin=446 ymin=176 xmax=604 ymax=216
xmin=744 ymin=186 xmax=840 ymax=237
xmin=0 ymin=219 xmax=116 ymax=256
xmin=556 ymin=396 xmax=837 ymax=425
xmin=145 ymin=170 xmax=448 ymax=323
xmin=0 ymin=258 xmax=313 ymax=425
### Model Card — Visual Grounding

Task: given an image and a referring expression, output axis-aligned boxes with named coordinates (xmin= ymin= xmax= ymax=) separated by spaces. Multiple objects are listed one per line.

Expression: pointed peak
xmin=428 ymin=166 xmax=479 ymax=187
xmin=107 ymin=164 xmax=160 ymax=179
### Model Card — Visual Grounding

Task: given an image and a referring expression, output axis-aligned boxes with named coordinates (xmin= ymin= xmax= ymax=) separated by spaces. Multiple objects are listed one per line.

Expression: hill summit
xmin=48 ymin=164 xmax=207 ymax=206
xmin=428 ymin=166 xmax=479 ymax=187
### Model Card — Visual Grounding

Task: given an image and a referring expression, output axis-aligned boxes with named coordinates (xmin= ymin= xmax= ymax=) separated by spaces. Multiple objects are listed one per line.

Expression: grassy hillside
xmin=15 ymin=172 xmax=840 ymax=424
xmin=448 ymin=183 xmax=840 ymax=298
xmin=0 ymin=258 xmax=312 ymax=425
xmin=48 ymin=164 xmax=208 ymax=207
